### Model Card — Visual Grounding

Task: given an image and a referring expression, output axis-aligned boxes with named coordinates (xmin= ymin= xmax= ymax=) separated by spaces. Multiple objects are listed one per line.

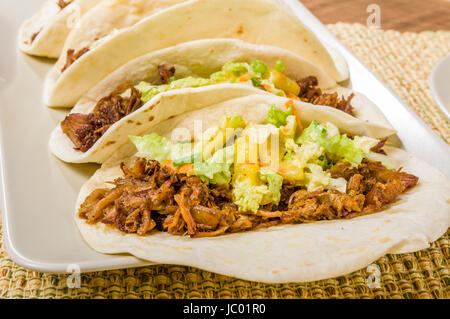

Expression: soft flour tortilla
xmin=73 ymin=39 xmax=338 ymax=114
xmin=50 ymin=89 xmax=396 ymax=164
xmin=18 ymin=0 xmax=100 ymax=58
xmin=44 ymin=0 xmax=348 ymax=107
xmin=59 ymin=0 xmax=188 ymax=61
xmin=75 ymin=104 xmax=450 ymax=283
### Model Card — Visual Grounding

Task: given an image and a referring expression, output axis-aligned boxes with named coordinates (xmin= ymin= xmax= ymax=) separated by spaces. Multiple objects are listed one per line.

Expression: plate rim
xmin=429 ymin=53 xmax=450 ymax=119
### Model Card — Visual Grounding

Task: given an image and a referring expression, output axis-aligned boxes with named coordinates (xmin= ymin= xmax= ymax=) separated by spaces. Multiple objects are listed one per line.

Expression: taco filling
xmin=78 ymin=105 xmax=418 ymax=238
xmin=61 ymin=60 xmax=354 ymax=152
xmin=58 ymin=0 xmax=74 ymax=9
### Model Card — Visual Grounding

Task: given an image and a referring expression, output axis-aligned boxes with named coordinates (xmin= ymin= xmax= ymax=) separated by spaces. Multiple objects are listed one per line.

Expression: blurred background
xmin=301 ymin=0 xmax=450 ymax=31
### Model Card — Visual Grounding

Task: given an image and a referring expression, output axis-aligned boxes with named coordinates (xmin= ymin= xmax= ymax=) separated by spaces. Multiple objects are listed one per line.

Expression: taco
xmin=74 ymin=94 xmax=449 ymax=283
xmin=44 ymin=0 xmax=349 ymax=107
xmin=49 ymin=39 xmax=394 ymax=164
xmin=18 ymin=0 xmax=100 ymax=58
xmin=58 ymin=0 xmax=188 ymax=64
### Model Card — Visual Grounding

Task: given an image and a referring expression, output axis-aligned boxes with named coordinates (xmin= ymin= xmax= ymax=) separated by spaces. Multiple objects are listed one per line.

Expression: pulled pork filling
xmin=297 ymin=76 xmax=355 ymax=115
xmin=26 ymin=0 xmax=73 ymax=45
xmin=158 ymin=64 xmax=176 ymax=84
xmin=61 ymin=64 xmax=355 ymax=153
xmin=78 ymin=157 xmax=418 ymax=238
xmin=28 ymin=30 xmax=41 ymax=44
xmin=60 ymin=86 xmax=142 ymax=152
xmin=58 ymin=0 xmax=73 ymax=10
xmin=61 ymin=47 xmax=89 ymax=72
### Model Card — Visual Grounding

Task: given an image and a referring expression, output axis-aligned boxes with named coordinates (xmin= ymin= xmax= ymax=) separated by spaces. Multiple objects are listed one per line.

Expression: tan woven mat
xmin=0 ymin=23 xmax=449 ymax=299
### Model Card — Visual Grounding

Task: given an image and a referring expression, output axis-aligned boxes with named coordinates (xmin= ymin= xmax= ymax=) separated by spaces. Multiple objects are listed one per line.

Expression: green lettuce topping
xmin=296 ymin=121 xmax=366 ymax=165
xmin=232 ymin=167 xmax=283 ymax=212
xmin=266 ymin=104 xmax=293 ymax=127
xmin=172 ymin=153 xmax=201 ymax=166
xmin=137 ymin=77 xmax=214 ymax=103
xmin=222 ymin=61 xmax=251 ymax=77
xmin=250 ymin=60 xmax=269 ymax=75
xmin=131 ymin=60 xmax=297 ymax=104
xmin=274 ymin=60 xmax=286 ymax=73
xmin=129 ymin=133 xmax=196 ymax=166
xmin=194 ymin=145 xmax=235 ymax=184
xmin=232 ymin=181 xmax=271 ymax=213
xmin=129 ymin=133 xmax=172 ymax=163
xmin=259 ymin=168 xmax=283 ymax=205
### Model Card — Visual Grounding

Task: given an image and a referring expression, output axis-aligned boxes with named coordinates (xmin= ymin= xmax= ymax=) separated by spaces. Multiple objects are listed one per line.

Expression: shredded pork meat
xmin=61 ymin=47 xmax=89 ymax=72
xmin=78 ymin=157 xmax=418 ymax=238
xmin=60 ymin=86 xmax=143 ymax=152
xmin=28 ymin=30 xmax=41 ymax=44
xmin=60 ymin=63 xmax=177 ymax=152
xmin=297 ymin=76 xmax=355 ymax=115
xmin=158 ymin=64 xmax=176 ymax=84
xmin=58 ymin=0 xmax=73 ymax=9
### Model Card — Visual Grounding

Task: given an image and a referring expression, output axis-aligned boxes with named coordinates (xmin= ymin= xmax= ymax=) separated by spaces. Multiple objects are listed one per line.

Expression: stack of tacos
xmin=20 ymin=0 xmax=449 ymax=282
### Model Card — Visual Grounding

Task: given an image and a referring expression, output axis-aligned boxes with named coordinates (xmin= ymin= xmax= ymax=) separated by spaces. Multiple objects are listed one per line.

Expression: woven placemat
xmin=0 ymin=23 xmax=449 ymax=299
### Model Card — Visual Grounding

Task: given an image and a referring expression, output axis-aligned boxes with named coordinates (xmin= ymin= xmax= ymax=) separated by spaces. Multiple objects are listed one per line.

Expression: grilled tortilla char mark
xmin=61 ymin=47 xmax=89 ymax=73
xmin=78 ymin=156 xmax=418 ymax=238
xmin=297 ymin=76 xmax=355 ymax=116
xmin=60 ymin=86 xmax=142 ymax=152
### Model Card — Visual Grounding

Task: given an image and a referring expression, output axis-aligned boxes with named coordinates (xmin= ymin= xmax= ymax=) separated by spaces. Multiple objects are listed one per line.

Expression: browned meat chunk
xmin=61 ymin=47 xmax=89 ymax=73
xmin=370 ymin=138 xmax=388 ymax=154
xmin=58 ymin=0 xmax=73 ymax=10
xmin=296 ymin=76 xmax=355 ymax=115
xmin=60 ymin=87 xmax=142 ymax=152
xmin=158 ymin=64 xmax=176 ymax=84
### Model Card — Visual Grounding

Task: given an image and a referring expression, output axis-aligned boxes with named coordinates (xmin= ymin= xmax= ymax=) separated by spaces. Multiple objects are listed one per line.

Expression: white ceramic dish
xmin=429 ymin=53 xmax=450 ymax=119
xmin=1 ymin=0 xmax=449 ymax=274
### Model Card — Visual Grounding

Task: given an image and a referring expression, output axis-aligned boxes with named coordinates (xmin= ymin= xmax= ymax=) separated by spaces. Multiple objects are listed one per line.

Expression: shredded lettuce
xmin=136 ymin=77 xmax=214 ymax=103
xmin=250 ymin=60 xmax=269 ymax=75
xmin=232 ymin=166 xmax=283 ymax=212
xmin=228 ymin=115 xmax=247 ymax=129
xmin=352 ymin=136 xmax=379 ymax=154
xmin=279 ymin=139 xmax=325 ymax=182
xmin=274 ymin=60 xmax=286 ymax=73
xmin=267 ymin=105 xmax=293 ymax=127
xmin=280 ymin=115 xmax=297 ymax=139
xmin=172 ymin=153 xmax=201 ymax=166
xmin=329 ymin=177 xmax=347 ymax=193
xmin=194 ymin=145 xmax=234 ymax=184
xmin=310 ymin=154 xmax=332 ymax=170
xmin=133 ymin=60 xmax=297 ymax=104
xmin=209 ymin=70 xmax=227 ymax=83
xmin=222 ymin=61 xmax=251 ymax=77
xmin=232 ymin=181 xmax=270 ymax=213
xmin=259 ymin=168 xmax=283 ymax=205
xmin=251 ymin=77 xmax=262 ymax=87
xmin=129 ymin=133 xmax=172 ymax=163
xmin=365 ymin=151 xmax=398 ymax=170
xmin=304 ymin=163 xmax=331 ymax=191
xmin=296 ymin=121 xmax=365 ymax=165
xmin=129 ymin=133 xmax=196 ymax=165
xmin=168 ymin=76 xmax=213 ymax=90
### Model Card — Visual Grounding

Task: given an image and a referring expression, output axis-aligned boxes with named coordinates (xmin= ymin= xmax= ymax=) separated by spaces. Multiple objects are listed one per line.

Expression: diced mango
xmin=270 ymin=71 xmax=300 ymax=96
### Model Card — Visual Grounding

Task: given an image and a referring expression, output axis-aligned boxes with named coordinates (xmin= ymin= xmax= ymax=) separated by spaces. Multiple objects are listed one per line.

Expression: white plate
xmin=429 ymin=53 xmax=450 ymax=119
xmin=1 ymin=0 xmax=449 ymax=274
